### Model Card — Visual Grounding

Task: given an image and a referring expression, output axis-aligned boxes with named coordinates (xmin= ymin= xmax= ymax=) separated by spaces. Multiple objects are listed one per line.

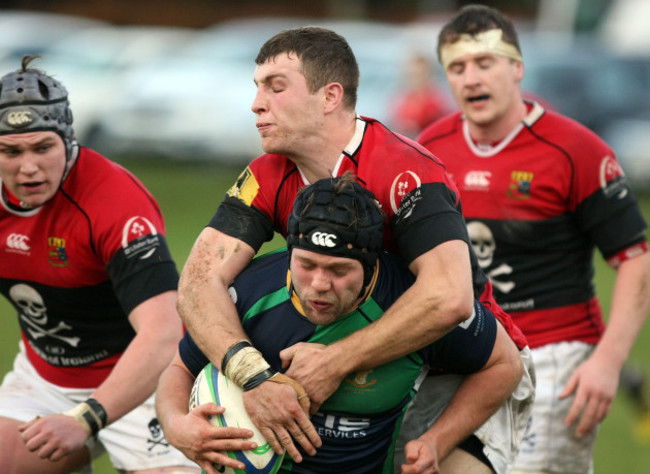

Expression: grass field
xmin=1 ymin=158 xmax=649 ymax=473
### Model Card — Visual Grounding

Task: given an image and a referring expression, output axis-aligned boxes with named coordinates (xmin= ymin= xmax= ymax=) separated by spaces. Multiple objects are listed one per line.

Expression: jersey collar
xmin=462 ymin=100 xmax=546 ymax=158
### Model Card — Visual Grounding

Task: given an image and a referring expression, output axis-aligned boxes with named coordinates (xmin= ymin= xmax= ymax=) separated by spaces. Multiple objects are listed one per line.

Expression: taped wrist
xmin=268 ymin=373 xmax=311 ymax=410
xmin=62 ymin=398 xmax=107 ymax=437
xmin=222 ymin=340 xmax=275 ymax=389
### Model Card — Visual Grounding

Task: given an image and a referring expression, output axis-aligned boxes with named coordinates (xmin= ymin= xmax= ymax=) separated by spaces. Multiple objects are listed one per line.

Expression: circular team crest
xmin=599 ymin=155 xmax=624 ymax=187
xmin=389 ymin=171 xmax=421 ymax=213
xmin=121 ymin=216 xmax=160 ymax=260
xmin=599 ymin=155 xmax=627 ymax=198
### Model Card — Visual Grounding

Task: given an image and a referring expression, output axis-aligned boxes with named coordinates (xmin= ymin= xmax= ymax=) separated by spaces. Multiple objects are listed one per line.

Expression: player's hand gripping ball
xmin=189 ymin=363 xmax=284 ymax=474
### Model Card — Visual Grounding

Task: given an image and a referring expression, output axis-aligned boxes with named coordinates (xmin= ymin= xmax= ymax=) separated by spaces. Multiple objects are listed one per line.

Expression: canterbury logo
xmin=311 ymin=232 xmax=337 ymax=248
xmin=7 ymin=233 xmax=30 ymax=251
xmin=7 ymin=110 xmax=33 ymax=127
xmin=465 ymin=171 xmax=492 ymax=188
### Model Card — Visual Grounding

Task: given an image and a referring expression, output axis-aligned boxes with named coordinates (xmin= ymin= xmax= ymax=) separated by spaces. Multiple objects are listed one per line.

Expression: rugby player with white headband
xmin=417 ymin=5 xmax=650 ymax=473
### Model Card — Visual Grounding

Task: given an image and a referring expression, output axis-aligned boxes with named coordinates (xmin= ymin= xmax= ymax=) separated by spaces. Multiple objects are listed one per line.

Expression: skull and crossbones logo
xmin=147 ymin=418 xmax=169 ymax=451
xmin=10 ymin=283 xmax=80 ymax=347
xmin=467 ymin=221 xmax=515 ymax=294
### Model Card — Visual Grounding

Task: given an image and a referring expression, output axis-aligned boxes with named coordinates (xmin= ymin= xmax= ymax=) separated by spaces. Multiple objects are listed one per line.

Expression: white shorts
xmin=394 ymin=347 xmax=536 ymax=474
xmin=512 ymin=341 xmax=597 ymax=473
xmin=0 ymin=343 xmax=197 ymax=473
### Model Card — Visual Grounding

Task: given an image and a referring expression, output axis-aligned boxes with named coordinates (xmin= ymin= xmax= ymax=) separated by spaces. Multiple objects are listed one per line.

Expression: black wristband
xmin=221 ymin=340 xmax=253 ymax=373
xmin=86 ymin=398 xmax=108 ymax=429
xmin=82 ymin=410 xmax=101 ymax=436
xmin=243 ymin=369 xmax=276 ymax=391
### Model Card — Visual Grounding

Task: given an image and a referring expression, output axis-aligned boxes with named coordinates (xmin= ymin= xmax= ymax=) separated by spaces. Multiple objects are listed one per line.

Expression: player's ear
xmin=513 ymin=60 xmax=524 ymax=83
xmin=322 ymin=82 xmax=344 ymax=114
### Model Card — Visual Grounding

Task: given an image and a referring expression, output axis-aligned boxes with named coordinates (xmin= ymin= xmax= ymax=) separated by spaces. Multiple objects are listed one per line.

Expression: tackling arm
xmin=177 ymin=227 xmax=321 ymax=461
xmin=402 ymin=322 xmax=524 ymax=473
xmin=177 ymin=227 xmax=256 ymax=365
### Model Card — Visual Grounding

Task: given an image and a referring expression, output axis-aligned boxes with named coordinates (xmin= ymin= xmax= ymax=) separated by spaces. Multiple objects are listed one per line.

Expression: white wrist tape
xmin=62 ymin=400 xmax=106 ymax=437
xmin=224 ymin=345 xmax=272 ymax=388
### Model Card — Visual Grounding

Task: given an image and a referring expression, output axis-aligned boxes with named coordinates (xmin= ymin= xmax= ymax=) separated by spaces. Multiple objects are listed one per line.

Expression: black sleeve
xmin=106 ymin=233 xmax=179 ymax=315
xmin=208 ymin=196 xmax=275 ymax=252
xmin=390 ymin=182 xmax=469 ymax=264
xmin=577 ymin=188 xmax=647 ymax=259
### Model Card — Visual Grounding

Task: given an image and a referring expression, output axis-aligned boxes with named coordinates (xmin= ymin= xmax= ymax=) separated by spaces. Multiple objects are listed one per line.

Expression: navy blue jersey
xmin=180 ymin=249 xmax=497 ymax=473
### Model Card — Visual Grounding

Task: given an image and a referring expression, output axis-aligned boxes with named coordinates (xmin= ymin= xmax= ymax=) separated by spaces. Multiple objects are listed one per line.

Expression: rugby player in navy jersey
xmin=157 ymin=176 xmax=534 ymax=473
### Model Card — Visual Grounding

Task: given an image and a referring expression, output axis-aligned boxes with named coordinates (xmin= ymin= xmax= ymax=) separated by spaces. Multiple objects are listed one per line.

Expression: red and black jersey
xmin=418 ymin=101 xmax=648 ymax=348
xmin=0 ymin=147 xmax=178 ymax=388
xmin=210 ymin=116 xmax=527 ymax=349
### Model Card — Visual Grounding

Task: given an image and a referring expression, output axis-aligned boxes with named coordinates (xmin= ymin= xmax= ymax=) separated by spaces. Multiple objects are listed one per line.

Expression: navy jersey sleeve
xmin=426 ymin=300 xmax=497 ymax=374
xmin=178 ymin=330 xmax=210 ymax=378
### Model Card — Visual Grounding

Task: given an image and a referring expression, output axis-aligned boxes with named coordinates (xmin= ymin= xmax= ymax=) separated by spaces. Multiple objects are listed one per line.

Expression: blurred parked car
xmin=522 ymin=37 xmax=650 ymax=137
xmin=0 ymin=10 xmax=106 ymax=68
xmin=37 ymin=25 xmax=198 ymax=144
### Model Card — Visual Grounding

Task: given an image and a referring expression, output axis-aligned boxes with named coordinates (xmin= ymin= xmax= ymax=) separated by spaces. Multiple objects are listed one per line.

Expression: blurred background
xmin=0 ymin=0 xmax=649 ymax=185
xmin=0 ymin=1 xmax=649 ymax=473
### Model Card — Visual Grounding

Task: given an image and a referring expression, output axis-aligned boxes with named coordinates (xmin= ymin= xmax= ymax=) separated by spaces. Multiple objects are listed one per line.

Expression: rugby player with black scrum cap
xmin=157 ymin=175 xmax=534 ymax=473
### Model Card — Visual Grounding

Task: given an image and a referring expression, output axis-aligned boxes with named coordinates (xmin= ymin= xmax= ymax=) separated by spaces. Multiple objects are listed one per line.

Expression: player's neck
xmin=292 ymin=113 xmax=357 ymax=183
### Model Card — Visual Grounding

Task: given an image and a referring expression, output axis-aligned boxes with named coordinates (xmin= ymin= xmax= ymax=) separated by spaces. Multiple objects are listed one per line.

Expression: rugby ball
xmin=189 ymin=363 xmax=284 ymax=474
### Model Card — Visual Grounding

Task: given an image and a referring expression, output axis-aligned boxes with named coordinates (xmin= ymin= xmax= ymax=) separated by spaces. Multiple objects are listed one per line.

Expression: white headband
xmin=439 ymin=28 xmax=522 ymax=69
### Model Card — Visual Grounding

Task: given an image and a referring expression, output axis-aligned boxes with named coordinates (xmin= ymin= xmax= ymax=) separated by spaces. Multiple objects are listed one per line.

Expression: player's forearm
xmin=419 ymin=373 xmax=513 ymax=460
xmin=177 ymin=228 xmax=256 ymax=366
xmin=420 ymin=328 xmax=523 ymax=459
xmin=595 ymin=252 xmax=650 ymax=368
xmin=327 ymin=275 xmax=472 ymax=374
xmin=91 ymin=297 xmax=183 ymax=424
xmin=178 ymin=280 xmax=249 ymax=366
xmin=155 ymin=361 xmax=195 ymax=436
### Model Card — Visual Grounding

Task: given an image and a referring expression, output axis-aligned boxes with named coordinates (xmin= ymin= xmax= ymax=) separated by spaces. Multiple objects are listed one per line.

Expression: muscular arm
xmin=177 ymin=227 xmax=256 ymax=364
xmin=562 ymin=251 xmax=650 ymax=436
xmin=283 ymin=239 xmax=475 ymax=408
xmin=155 ymin=351 xmax=256 ymax=472
xmin=177 ymin=227 xmax=321 ymax=460
xmin=402 ymin=322 xmax=524 ymax=473
xmin=94 ymin=290 xmax=183 ymax=420
xmin=20 ymin=291 xmax=184 ymax=460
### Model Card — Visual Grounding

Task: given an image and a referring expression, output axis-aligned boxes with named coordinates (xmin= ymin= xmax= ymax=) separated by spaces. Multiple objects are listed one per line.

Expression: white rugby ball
xmin=189 ymin=363 xmax=284 ymax=474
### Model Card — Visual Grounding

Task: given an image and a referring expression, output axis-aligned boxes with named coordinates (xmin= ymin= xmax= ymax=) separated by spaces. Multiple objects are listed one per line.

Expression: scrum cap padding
xmin=287 ymin=177 xmax=384 ymax=284
xmin=0 ymin=56 xmax=75 ymax=160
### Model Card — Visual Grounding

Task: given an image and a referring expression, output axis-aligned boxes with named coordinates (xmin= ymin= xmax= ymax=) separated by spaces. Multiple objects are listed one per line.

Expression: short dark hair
xmin=256 ymin=26 xmax=359 ymax=109
xmin=437 ymin=4 xmax=522 ymax=62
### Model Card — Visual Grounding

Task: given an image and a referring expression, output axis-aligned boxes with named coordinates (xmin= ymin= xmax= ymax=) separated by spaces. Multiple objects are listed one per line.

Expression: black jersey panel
xmin=209 ymin=196 xmax=275 ymax=252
